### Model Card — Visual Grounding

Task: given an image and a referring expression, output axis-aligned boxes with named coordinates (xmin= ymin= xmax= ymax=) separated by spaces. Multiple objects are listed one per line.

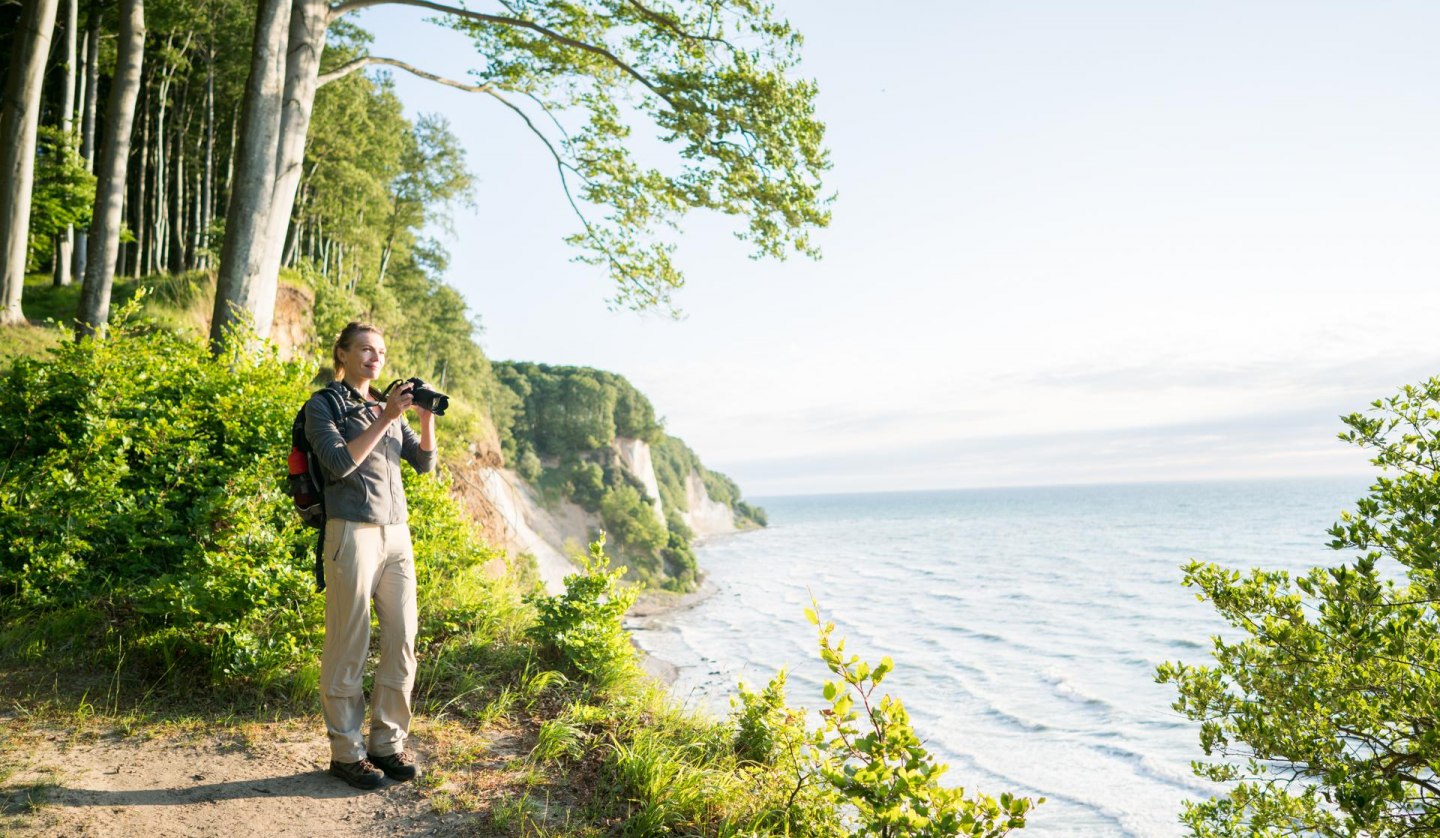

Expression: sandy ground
xmin=0 ymin=719 xmax=516 ymax=838
xmin=0 ymin=583 xmax=713 ymax=838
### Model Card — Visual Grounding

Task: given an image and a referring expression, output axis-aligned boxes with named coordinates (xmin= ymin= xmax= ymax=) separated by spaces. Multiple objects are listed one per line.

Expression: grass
xmin=0 ymin=601 xmax=839 ymax=836
xmin=2 ymin=272 xmax=221 ymax=376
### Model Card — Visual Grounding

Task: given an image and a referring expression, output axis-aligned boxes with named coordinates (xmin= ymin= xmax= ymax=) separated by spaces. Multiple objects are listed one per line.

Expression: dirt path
xmin=0 ymin=719 xmax=512 ymax=837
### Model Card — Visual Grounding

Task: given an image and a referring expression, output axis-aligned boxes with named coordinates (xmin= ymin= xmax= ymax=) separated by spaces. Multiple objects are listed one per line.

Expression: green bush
xmin=0 ymin=303 xmax=515 ymax=694
xmin=525 ymin=537 xmax=637 ymax=687
xmin=660 ymin=511 xmax=698 ymax=591
xmin=0 ymin=303 xmax=315 ymax=681
xmin=733 ymin=668 xmax=802 ymax=766
xmin=806 ymin=604 xmax=1039 ymax=837
xmin=600 ymin=484 xmax=667 ymax=560
xmin=515 ymin=448 xmax=542 ymax=482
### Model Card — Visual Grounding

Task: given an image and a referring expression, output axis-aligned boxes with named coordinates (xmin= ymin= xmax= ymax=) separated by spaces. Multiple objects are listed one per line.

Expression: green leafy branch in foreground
xmin=1158 ymin=378 xmax=1440 ymax=837
xmin=516 ymin=546 xmax=1036 ymax=835
xmin=525 ymin=535 xmax=638 ymax=688
xmin=805 ymin=603 xmax=1039 ymax=838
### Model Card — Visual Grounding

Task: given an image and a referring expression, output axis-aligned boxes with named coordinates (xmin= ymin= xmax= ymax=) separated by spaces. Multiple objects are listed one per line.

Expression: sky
xmin=353 ymin=1 xmax=1440 ymax=497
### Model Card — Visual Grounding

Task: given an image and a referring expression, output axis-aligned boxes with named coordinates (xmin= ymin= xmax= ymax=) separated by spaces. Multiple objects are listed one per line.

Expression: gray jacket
xmin=304 ymin=381 xmax=436 ymax=524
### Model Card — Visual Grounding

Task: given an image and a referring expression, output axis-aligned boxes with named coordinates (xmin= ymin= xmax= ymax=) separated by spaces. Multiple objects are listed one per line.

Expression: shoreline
xmin=625 ymin=572 xmax=721 ymax=686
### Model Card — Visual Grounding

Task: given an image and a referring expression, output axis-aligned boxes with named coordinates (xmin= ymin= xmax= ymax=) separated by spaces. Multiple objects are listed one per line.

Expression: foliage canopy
xmin=447 ymin=0 xmax=831 ymax=310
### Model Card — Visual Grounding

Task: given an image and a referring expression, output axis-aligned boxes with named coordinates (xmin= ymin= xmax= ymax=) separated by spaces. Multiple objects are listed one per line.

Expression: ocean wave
xmin=1041 ymin=668 xmax=1115 ymax=712
xmin=1089 ymin=741 xmax=1216 ymax=795
xmin=926 ymin=738 xmax=1151 ymax=837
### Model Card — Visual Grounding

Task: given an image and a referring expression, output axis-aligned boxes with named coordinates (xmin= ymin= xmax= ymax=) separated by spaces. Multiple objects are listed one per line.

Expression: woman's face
xmin=338 ymin=330 xmax=386 ymax=382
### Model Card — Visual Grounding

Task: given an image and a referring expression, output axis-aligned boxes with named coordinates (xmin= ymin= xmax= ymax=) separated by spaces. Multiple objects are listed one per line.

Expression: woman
xmin=304 ymin=321 xmax=436 ymax=790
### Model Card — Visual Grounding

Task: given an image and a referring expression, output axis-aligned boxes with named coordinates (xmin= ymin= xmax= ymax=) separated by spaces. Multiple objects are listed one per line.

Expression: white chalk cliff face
xmin=473 ymin=467 xmax=597 ymax=595
xmin=611 ymin=437 xmax=666 ymax=523
xmin=681 ymin=469 xmax=736 ymax=537
xmin=463 ymin=439 xmax=741 ymax=594
xmin=610 ymin=437 xmax=737 ymax=536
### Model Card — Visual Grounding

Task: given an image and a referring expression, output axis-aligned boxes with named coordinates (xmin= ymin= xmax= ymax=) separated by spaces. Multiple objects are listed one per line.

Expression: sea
xmin=627 ymin=477 xmax=1373 ymax=837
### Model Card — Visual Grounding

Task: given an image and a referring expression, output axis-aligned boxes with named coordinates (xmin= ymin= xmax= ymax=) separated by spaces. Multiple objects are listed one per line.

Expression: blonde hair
xmin=332 ymin=321 xmax=384 ymax=376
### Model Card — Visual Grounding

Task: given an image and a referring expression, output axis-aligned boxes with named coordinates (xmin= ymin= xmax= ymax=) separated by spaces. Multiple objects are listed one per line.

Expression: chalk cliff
xmin=681 ymin=468 xmax=736 ymax=536
xmin=451 ymin=456 xmax=598 ymax=595
xmin=452 ymin=443 xmax=741 ymax=593
xmin=612 ymin=437 xmax=666 ymax=524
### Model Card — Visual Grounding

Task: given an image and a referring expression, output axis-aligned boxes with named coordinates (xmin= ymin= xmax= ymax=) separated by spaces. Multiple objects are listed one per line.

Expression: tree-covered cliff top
xmin=492 ymin=360 xmax=765 ymax=591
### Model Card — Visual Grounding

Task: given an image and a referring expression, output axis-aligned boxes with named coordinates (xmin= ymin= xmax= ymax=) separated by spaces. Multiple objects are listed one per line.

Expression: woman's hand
xmin=382 ymin=383 xmax=414 ymax=421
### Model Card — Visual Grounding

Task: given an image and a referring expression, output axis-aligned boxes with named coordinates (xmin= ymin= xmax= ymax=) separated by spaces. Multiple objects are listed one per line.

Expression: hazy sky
xmin=356 ymin=1 xmax=1440 ymax=496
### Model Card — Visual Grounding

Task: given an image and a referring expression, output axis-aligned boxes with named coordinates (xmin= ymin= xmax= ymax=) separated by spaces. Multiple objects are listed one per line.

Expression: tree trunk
xmin=281 ymin=204 xmax=301 ymax=267
xmin=377 ymin=195 xmax=400 ymax=287
xmin=211 ymin=0 xmax=328 ymax=349
xmin=189 ymin=165 xmax=201 ymax=269
xmin=72 ymin=10 xmax=98 ymax=283
xmin=0 ymin=0 xmax=61 ymax=326
xmin=199 ymin=49 xmax=215 ymax=268
xmin=224 ymin=99 xmax=239 ymax=199
xmin=76 ymin=0 xmax=144 ymax=338
xmin=52 ymin=0 xmax=79 ymax=287
xmin=151 ymin=53 xmax=171 ymax=277
xmin=132 ymin=78 xmax=149 ymax=278
xmin=211 ymin=0 xmax=290 ymax=349
xmin=167 ymin=80 xmax=189 ymax=273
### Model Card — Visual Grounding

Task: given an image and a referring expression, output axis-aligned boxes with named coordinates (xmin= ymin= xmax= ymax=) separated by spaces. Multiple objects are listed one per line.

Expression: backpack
xmin=286 ymin=384 xmax=350 ymax=592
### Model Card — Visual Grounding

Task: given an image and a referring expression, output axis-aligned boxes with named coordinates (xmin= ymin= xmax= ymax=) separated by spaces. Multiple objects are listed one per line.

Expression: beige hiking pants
xmin=319 ymin=519 xmax=418 ymax=763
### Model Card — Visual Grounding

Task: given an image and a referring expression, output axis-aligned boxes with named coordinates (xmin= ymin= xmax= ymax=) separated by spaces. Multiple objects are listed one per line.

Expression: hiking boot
xmin=329 ymin=758 xmax=384 ymax=790
xmin=370 ymin=750 xmax=419 ymax=781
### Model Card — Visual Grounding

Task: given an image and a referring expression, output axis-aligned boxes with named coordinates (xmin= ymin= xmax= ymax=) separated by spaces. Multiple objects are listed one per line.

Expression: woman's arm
xmin=346 ymin=384 xmax=414 ymax=465
xmin=401 ymin=405 xmax=437 ymax=473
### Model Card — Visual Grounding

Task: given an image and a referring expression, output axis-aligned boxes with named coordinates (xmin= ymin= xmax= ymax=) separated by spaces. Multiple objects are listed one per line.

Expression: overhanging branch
xmin=308 ymin=48 xmax=650 ymax=301
xmin=477 ymin=87 xmax=652 ymax=300
xmin=317 ymin=55 xmax=496 ymax=93
xmin=328 ymin=0 xmax=680 ymax=109
xmin=623 ymin=0 xmax=729 ymax=47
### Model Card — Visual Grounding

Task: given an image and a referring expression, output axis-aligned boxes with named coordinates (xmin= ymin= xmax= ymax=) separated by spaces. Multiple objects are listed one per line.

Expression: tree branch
xmin=317 ymin=54 xmax=496 ymax=93
xmin=311 ymin=44 xmax=656 ymax=303
xmin=327 ymin=0 xmax=680 ymax=109
xmin=476 ymin=87 xmax=654 ymax=301
xmin=622 ymin=0 xmax=728 ymax=47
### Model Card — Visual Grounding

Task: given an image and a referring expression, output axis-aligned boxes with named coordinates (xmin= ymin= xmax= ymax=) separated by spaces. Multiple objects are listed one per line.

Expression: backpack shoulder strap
xmin=319 ymin=380 xmax=376 ymax=420
xmin=317 ymin=383 xmax=347 ymax=418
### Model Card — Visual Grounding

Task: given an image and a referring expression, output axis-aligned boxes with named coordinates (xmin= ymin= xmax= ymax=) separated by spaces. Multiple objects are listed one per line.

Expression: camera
xmin=383 ymin=377 xmax=451 ymax=416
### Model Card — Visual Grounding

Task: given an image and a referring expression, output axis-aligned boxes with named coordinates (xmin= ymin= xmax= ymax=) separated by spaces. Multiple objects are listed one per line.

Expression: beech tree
xmin=1159 ymin=380 xmax=1440 ymax=836
xmin=210 ymin=0 xmax=830 ymax=349
xmin=377 ymin=113 xmax=471 ymax=287
xmin=52 ymin=0 xmax=79 ymax=287
xmin=0 ymin=0 xmax=60 ymax=326
xmin=71 ymin=12 xmax=100 ymax=283
xmin=76 ymin=0 xmax=145 ymax=337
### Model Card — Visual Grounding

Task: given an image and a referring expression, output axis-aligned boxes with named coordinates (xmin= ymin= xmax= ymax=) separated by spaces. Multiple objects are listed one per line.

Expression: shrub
xmin=1159 ymin=378 xmax=1440 ymax=836
xmin=0 ymin=302 xmax=515 ymax=694
xmin=807 ymin=603 xmax=1039 ymax=837
xmin=733 ymin=668 xmax=805 ymax=766
xmin=525 ymin=537 xmax=638 ymax=687
xmin=0 ymin=303 xmax=315 ymax=681
xmin=660 ymin=511 xmax=698 ymax=591
xmin=599 ymin=483 xmax=667 ymax=559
